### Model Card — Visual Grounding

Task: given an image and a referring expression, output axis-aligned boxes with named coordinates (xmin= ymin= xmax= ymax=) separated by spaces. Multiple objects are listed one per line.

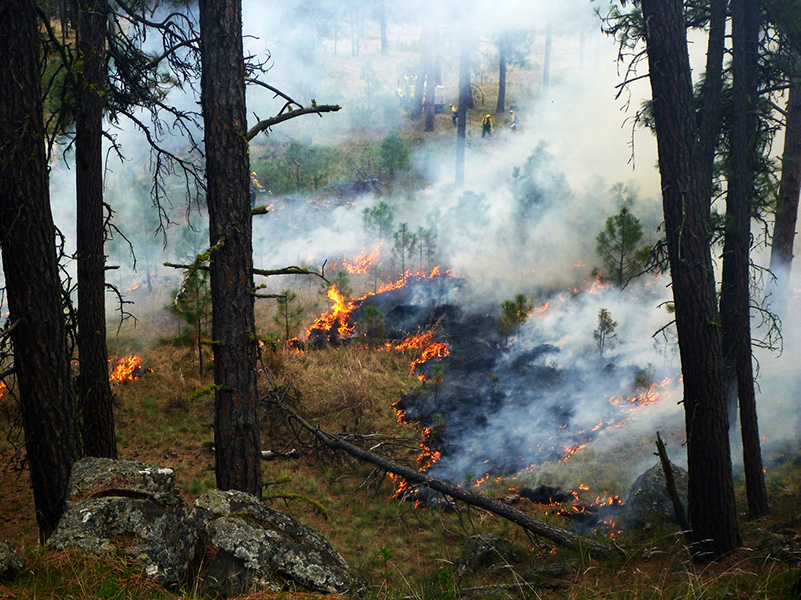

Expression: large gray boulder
xmin=48 ymin=457 xmax=197 ymax=588
xmin=0 ymin=540 xmax=24 ymax=580
xmin=192 ymin=489 xmax=358 ymax=598
xmin=621 ymin=462 xmax=688 ymax=530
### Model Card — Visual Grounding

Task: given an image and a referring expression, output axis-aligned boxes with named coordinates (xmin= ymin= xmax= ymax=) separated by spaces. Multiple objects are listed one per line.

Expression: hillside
xmin=1 ymin=5 xmax=801 ymax=598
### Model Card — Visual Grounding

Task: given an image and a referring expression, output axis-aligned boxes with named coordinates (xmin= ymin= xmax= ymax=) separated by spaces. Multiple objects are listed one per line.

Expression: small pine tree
xmin=357 ymin=305 xmax=386 ymax=346
xmin=273 ymin=290 xmax=305 ymax=343
xmin=393 ymin=223 xmax=417 ymax=276
xmin=596 ymin=207 xmax=648 ymax=287
xmin=430 ymin=364 xmax=446 ymax=402
xmin=363 ymin=201 xmax=395 ymax=241
xmin=170 ymin=269 xmax=212 ymax=374
xmin=594 ymin=308 xmax=618 ymax=358
xmin=379 ymin=131 xmax=408 ymax=177
xmin=499 ymin=293 xmax=532 ymax=343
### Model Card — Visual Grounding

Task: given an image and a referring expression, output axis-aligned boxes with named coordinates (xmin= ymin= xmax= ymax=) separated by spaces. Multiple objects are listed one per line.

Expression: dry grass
xmin=1 ymin=298 xmax=800 ymax=598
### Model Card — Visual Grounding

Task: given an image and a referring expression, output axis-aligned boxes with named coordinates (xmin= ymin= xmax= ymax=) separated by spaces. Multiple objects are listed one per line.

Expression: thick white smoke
xmin=0 ymin=0 xmax=796 ymax=491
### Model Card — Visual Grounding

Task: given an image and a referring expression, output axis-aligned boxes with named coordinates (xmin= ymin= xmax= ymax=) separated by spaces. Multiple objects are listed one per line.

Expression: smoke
xmin=0 ymin=1 xmax=797 ymax=493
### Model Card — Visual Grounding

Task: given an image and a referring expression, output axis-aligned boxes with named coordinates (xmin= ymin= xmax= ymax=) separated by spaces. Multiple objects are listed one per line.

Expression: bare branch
xmin=245 ymin=77 xmax=302 ymax=107
xmin=246 ymin=105 xmax=342 ymax=141
xmin=164 ymin=261 xmax=327 ymax=282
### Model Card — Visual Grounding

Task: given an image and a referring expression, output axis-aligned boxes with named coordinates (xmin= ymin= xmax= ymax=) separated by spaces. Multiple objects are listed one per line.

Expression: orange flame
xmin=331 ymin=242 xmax=383 ymax=274
xmin=305 ymin=285 xmax=357 ymax=339
xmin=560 ymin=443 xmax=587 ymax=462
xmin=532 ymin=302 xmax=550 ymax=317
xmin=473 ymin=473 xmax=491 ymax=488
xmin=411 ymin=342 xmax=450 ymax=374
xmin=110 ymin=355 xmax=144 ymax=382
xmin=584 ymin=277 xmax=616 ymax=295
xmin=609 ymin=376 xmax=674 ymax=412
xmin=305 ymin=266 xmax=454 ymax=343
xmin=0 ymin=381 xmax=5 ymax=399
xmin=387 ymin=329 xmax=438 ymax=352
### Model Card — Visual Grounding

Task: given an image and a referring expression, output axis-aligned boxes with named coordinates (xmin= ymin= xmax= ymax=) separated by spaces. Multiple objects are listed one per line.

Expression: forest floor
xmin=0 ymin=281 xmax=800 ymax=599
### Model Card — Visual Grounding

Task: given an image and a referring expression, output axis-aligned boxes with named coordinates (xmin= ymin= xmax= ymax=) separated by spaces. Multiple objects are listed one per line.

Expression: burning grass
xmin=0 ymin=272 xmax=798 ymax=598
xmin=0 ymin=323 xmax=800 ymax=599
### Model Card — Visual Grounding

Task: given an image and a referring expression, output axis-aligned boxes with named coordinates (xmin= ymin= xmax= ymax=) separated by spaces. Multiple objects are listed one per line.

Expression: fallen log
xmin=265 ymin=397 xmax=623 ymax=558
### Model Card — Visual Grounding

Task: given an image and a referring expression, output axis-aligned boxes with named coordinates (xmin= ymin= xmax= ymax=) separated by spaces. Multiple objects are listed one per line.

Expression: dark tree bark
xmin=770 ymin=72 xmax=801 ymax=313
xmin=75 ymin=0 xmax=117 ymax=459
xmin=0 ymin=0 xmax=80 ymax=541
xmin=455 ymin=28 xmax=471 ymax=186
xmin=696 ymin=0 xmax=727 ymax=206
xmin=721 ymin=0 xmax=768 ymax=519
xmin=640 ymin=0 xmax=741 ymax=562
xmin=198 ymin=0 xmax=262 ymax=498
xmin=496 ymin=36 xmax=508 ymax=113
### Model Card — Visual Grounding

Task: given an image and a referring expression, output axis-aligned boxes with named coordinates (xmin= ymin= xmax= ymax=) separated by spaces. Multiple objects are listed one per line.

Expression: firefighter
xmin=250 ymin=171 xmax=265 ymax=207
xmin=510 ymin=109 xmax=519 ymax=132
xmin=450 ymin=103 xmax=458 ymax=126
xmin=481 ymin=114 xmax=493 ymax=138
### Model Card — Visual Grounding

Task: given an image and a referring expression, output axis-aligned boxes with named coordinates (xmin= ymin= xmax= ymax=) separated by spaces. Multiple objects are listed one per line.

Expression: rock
xmin=48 ymin=457 xmax=197 ymax=589
xmin=621 ymin=462 xmax=688 ymax=530
xmin=457 ymin=533 xmax=526 ymax=575
xmin=0 ymin=540 xmax=24 ymax=580
xmin=192 ymin=489 xmax=359 ymax=598
xmin=751 ymin=528 xmax=801 ymax=564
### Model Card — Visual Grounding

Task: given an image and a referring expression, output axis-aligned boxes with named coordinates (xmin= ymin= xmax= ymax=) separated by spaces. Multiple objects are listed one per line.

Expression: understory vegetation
xmin=0 ymin=280 xmax=799 ymax=599
xmin=1 ymin=19 xmax=799 ymax=600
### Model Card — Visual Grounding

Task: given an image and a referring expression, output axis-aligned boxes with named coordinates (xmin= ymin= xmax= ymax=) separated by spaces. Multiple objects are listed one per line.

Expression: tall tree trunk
xmin=0 ymin=0 xmax=80 ymax=541
xmin=412 ymin=24 xmax=426 ymax=121
xmin=696 ymin=0 xmax=727 ymax=207
xmin=424 ymin=22 xmax=436 ymax=133
xmin=722 ymin=0 xmax=768 ymax=519
xmin=770 ymin=70 xmax=801 ymax=314
xmin=543 ymin=21 xmax=552 ymax=90
xmin=378 ymin=0 xmax=387 ymax=55
xmin=199 ymin=0 xmax=262 ymax=498
xmin=640 ymin=0 xmax=741 ymax=562
xmin=75 ymin=0 xmax=117 ymax=459
xmin=456 ymin=29 xmax=471 ymax=186
xmin=496 ymin=36 xmax=507 ymax=113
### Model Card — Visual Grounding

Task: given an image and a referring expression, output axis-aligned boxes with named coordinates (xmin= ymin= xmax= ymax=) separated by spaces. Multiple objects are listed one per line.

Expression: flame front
xmin=305 ymin=285 xmax=357 ymax=339
xmin=110 ymin=355 xmax=144 ymax=382
xmin=609 ymin=376 xmax=674 ymax=411
xmin=411 ymin=342 xmax=450 ymax=375
xmin=330 ymin=242 xmax=383 ymax=274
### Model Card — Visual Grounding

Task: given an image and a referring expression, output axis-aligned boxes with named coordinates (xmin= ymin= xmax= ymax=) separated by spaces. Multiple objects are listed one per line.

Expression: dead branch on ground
xmin=264 ymin=395 xmax=624 ymax=558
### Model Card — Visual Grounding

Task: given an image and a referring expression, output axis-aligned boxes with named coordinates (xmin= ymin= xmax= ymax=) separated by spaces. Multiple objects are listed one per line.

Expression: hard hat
xmin=486 ymin=114 xmax=491 ymax=118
